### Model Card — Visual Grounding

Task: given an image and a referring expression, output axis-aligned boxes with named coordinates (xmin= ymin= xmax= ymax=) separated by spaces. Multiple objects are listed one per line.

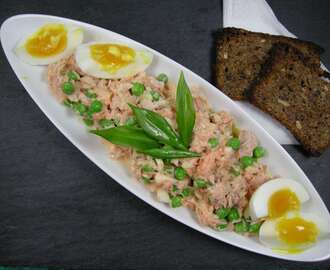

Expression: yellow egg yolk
xmin=268 ymin=189 xmax=300 ymax=218
xmin=276 ymin=216 xmax=318 ymax=247
xmin=90 ymin=44 xmax=136 ymax=74
xmin=25 ymin=24 xmax=67 ymax=57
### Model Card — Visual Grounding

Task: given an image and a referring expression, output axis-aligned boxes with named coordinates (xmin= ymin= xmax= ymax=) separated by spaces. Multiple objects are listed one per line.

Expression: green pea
xmin=181 ymin=187 xmax=192 ymax=197
xmin=172 ymin=185 xmax=179 ymax=192
xmin=86 ymin=110 xmax=94 ymax=119
xmin=194 ymin=178 xmax=207 ymax=189
xmin=227 ymin=208 xmax=240 ymax=222
xmin=83 ymin=118 xmax=94 ymax=126
xmin=61 ymin=81 xmax=74 ymax=95
xmin=68 ymin=100 xmax=79 ymax=111
xmin=90 ymin=100 xmax=103 ymax=113
xmin=142 ymin=164 xmax=154 ymax=173
xmin=63 ymin=99 xmax=73 ymax=107
xmin=171 ymin=196 xmax=182 ymax=208
xmin=208 ymin=137 xmax=219 ymax=148
xmin=226 ymin=137 xmax=241 ymax=150
xmin=142 ymin=176 xmax=151 ymax=184
xmin=67 ymin=71 xmax=79 ymax=81
xmin=151 ymin=90 xmax=161 ymax=101
xmin=249 ymin=222 xmax=262 ymax=233
xmin=234 ymin=219 xmax=249 ymax=233
xmin=156 ymin=73 xmax=168 ymax=83
xmin=71 ymin=101 xmax=84 ymax=115
xmin=217 ymin=223 xmax=228 ymax=231
xmin=85 ymin=89 xmax=97 ymax=99
xmin=71 ymin=102 xmax=79 ymax=112
xmin=76 ymin=104 xmax=87 ymax=115
xmin=174 ymin=167 xmax=186 ymax=180
xmin=125 ymin=116 xmax=137 ymax=127
xmin=240 ymin=156 xmax=254 ymax=169
xmin=253 ymin=146 xmax=266 ymax=158
xmin=131 ymin=82 xmax=145 ymax=96
xmin=216 ymin=207 xmax=231 ymax=220
xmin=98 ymin=119 xmax=114 ymax=128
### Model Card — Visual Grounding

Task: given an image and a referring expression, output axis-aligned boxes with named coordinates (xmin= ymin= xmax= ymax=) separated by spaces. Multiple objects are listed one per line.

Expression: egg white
xmin=74 ymin=42 xmax=153 ymax=79
xmin=156 ymin=189 xmax=171 ymax=203
xmin=249 ymin=178 xmax=310 ymax=220
xmin=15 ymin=24 xmax=83 ymax=65
xmin=259 ymin=212 xmax=330 ymax=252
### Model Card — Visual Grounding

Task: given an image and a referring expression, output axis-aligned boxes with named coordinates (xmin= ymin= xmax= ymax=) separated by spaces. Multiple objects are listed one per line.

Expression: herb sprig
xmin=91 ymin=72 xmax=199 ymax=159
xmin=176 ymin=72 xmax=196 ymax=148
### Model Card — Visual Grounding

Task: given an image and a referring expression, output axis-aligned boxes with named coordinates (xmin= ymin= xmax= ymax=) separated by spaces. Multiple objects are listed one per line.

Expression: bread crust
xmin=249 ymin=43 xmax=330 ymax=155
xmin=215 ymin=27 xmax=323 ymax=100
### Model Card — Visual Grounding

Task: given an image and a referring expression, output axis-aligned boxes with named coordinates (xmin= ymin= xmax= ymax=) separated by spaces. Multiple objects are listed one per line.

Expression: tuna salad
xmin=48 ymin=55 xmax=271 ymax=234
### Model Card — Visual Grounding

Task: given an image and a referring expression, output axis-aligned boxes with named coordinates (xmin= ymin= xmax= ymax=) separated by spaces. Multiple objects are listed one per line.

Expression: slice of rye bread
xmin=249 ymin=43 xmax=330 ymax=156
xmin=215 ymin=27 xmax=324 ymax=100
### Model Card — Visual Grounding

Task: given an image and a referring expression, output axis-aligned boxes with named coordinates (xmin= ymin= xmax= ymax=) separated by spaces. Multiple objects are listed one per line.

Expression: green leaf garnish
xmin=90 ymin=126 xmax=160 ymax=151
xmin=140 ymin=148 xmax=200 ymax=159
xmin=176 ymin=72 xmax=195 ymax=148
xmin=129 ymin=104 xmax=186 ymax=150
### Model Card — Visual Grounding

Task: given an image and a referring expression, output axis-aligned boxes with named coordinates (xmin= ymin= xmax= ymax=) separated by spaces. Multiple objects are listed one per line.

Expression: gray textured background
xmin=0 ymin=0 xmax=330 ymax=269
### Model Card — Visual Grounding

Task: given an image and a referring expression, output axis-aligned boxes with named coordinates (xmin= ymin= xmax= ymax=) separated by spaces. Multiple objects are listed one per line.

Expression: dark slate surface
xmin=0 ymin=0 xmax=330 ymax=269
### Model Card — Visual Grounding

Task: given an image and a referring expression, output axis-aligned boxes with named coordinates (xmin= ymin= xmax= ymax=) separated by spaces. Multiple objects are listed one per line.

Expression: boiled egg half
xmin=15 ymin=23 xmax=83 ymax=65
xmin=259 ymin=211 xmax=330 ymax=253
xmin=74 ymin=42 xmax=153 ymax=79
xmin=248 ymin=178 xmax=310 ymax=220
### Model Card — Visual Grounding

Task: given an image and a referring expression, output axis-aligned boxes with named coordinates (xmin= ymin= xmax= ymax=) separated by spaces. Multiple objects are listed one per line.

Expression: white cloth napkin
xmin=222 ymin=0 xmax=301 ymax=144
xmin=223 ymin=0 xmax=296 ymax=38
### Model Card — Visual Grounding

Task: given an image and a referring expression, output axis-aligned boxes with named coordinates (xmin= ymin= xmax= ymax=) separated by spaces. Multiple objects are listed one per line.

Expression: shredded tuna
xmin=184 ymin=198 xmax=220 ymax=228
xmin=243 ymin=163 xmax=271 ymax=196
xmin=196 ymin=147 xmax=224 ymax=181
xmin=238 ymin=130 xmax=258 ymax=158
xmin=47 ymin=55 xmax=272 ymax=232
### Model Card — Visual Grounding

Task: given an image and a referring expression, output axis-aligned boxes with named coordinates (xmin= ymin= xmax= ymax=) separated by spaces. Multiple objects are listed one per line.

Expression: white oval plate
xmin=1 ymin=14 xmax=330 ymax=262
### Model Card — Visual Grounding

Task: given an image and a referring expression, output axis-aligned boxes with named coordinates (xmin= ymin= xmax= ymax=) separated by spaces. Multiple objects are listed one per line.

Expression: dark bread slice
xmin=250 ymin=43 xmax=330 ymax=155
xmin=215 ymin=27 xmax=324 ymax=100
